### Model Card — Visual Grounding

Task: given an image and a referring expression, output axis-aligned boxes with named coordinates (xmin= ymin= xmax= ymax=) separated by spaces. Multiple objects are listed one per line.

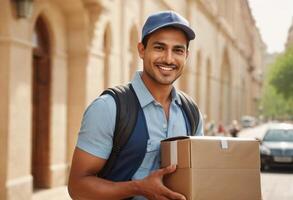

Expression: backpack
xmin=98 ymin=83 xmax=200 ymax=178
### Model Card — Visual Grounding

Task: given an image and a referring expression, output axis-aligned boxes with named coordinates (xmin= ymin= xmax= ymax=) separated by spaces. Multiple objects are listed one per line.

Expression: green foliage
xmin=260 ymin=48 xmax=293 ymax=120
xmin=270 ymin=48 xmax=293 ymax=99
xmin=260 ymin=82 xmax=293 ymax=120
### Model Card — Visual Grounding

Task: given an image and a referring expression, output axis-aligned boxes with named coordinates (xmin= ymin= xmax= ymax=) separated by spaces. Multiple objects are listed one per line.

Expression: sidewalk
xmin=32 ymin=186 xmax=71 ymax=200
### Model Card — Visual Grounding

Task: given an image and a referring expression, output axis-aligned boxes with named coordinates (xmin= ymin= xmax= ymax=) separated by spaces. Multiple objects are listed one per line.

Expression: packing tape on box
xmin=220 ymin=139 xmax=228 ymax=149
xmin=170 ymin=141 xmax=178 ymax=165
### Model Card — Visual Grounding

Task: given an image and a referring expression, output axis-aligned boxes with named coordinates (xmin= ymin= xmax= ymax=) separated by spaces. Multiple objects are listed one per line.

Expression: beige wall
xmin=0 ymin=0 xmax=92 ymax=199
xmin=0 ymin=0 xmax=265 ymax=199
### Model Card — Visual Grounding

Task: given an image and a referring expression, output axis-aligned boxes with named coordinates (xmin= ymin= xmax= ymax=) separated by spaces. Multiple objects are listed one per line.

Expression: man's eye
xmin=154 ymin=46 xmax=164 ymax=50
xmin=174 ymin=48 xmax=184 ymax=54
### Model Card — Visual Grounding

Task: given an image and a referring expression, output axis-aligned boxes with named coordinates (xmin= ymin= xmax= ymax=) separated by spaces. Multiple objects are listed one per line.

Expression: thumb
xmin=160 ymin=164 xmax=177 ymax=176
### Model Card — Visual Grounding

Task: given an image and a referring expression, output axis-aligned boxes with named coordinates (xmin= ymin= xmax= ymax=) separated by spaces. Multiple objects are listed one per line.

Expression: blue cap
xmin=141 ymin=10 xmax=195 ymax=42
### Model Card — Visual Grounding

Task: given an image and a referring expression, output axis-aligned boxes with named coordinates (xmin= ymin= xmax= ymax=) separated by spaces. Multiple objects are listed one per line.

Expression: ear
xmin=137 ymin=42 xmax=145 ymax=59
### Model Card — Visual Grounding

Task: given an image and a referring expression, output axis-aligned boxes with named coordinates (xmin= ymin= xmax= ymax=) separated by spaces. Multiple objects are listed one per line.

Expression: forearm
xmin=68 ymin=175 xmax=142 ymax=200
xmin=68 ymin=149 xmax=185 ymax=199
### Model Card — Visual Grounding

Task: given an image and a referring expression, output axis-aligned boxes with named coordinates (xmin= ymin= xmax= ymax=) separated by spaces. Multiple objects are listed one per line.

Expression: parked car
xmin=260 ymin=123 xmax=293 ymax=170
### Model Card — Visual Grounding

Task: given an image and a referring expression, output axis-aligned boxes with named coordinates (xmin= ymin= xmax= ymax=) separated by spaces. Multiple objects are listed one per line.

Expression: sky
xmin=248 ymin=0 xmax=293 ymax=53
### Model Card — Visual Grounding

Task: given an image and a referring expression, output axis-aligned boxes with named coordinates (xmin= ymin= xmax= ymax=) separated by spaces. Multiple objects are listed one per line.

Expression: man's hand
xmin=135 ymin=165 xmax=186 ymax=200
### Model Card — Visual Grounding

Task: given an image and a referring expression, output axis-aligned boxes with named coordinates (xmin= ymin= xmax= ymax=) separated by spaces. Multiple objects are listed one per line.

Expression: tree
xmin=260 ymin=82 xmax=293 ymax=120
xmin=270 ymin=48 xmax=293 ymax=99
xmin=260 ymin=48 xmax=293 ymax=120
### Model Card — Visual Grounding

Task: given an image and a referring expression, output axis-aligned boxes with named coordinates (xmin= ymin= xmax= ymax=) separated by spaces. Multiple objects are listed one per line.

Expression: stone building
xmin=0 ymin=0 xmax=265 ymax=199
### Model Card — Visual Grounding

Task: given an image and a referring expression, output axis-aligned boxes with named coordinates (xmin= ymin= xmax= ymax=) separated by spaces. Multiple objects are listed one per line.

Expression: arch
xmin=31 ymin=16 xmax=51 ymax=189
xmin=30 ymin=4 xmax=64 ymax=55
xmin=103 ymin=23 xmax=112 ymax=89
xmin=219 ymin=48 xmax=232 ymax=125
xmin=205 ymin=58 xmax=212 ymax=121
xmin=129 ymin=25 xmax=139 ymax=79
xmin=31 ymin=2 xmax=75 ymax=189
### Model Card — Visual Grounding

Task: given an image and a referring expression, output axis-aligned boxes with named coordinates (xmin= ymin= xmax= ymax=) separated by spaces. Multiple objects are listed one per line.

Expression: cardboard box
xmin=161 ymin=136 xmax=262 ymax=200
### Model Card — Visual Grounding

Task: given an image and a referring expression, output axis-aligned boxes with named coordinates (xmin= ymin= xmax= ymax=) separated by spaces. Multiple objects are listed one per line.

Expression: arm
xmin=68 ymin=147 xmax=186 ymax=200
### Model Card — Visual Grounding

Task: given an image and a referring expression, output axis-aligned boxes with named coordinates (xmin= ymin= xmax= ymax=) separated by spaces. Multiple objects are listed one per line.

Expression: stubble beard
xmin=145 ymin=67 xmax=180 ymax=86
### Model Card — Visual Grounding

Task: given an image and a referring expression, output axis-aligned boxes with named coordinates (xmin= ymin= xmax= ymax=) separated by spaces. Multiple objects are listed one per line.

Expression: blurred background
xmin=0 ymin=0 xmax=292 ymax=199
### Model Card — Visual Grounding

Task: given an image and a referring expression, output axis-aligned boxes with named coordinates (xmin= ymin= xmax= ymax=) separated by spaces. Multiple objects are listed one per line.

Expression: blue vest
xmin=103 ymin=104 xmax=191 ymax=181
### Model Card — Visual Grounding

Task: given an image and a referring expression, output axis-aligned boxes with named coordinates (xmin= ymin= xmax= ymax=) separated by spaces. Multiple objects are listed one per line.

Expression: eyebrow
xmin=152 ymin=41 xmax=186 ymax=50
xmin=152 ymin=41 xmax=165 ymax=46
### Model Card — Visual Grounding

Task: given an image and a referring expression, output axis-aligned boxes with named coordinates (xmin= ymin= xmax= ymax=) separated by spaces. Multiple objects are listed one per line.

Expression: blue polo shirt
xmin=77 ymin=71 xmax=204 ymax=199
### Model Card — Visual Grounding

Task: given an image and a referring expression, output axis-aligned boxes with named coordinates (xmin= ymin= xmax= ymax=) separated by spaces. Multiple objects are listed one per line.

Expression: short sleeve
xmin=76 ymin=94 xmax=116 ymax=159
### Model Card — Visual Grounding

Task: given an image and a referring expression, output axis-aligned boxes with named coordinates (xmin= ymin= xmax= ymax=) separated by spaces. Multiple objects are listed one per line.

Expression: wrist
xmin=131 ymin=179 xmax=145 ymax=197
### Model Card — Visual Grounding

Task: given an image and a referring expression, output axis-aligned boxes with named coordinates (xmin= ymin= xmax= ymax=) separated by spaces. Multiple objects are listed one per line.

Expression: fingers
xmin=162 ymin=186 xmax=186 ymax=200
xmin=158 ymin=164 xmax=177 ymax=176
xmin=141 ymin=165 xmax=185 ymax=200
xmin=160 ymin=165 xmax=186 ymax=200
xmin=158 ymin=196 xmax=169 ymax=200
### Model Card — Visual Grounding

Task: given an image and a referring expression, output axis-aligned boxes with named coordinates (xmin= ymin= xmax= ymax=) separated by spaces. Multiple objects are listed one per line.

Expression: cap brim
xmin=145 ymin=22 xmax=196 ymax=41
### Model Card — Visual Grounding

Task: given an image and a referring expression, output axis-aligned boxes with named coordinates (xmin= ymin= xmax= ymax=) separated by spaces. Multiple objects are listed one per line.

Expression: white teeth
xmin=158 ymin=66 xmax=173 ymax=71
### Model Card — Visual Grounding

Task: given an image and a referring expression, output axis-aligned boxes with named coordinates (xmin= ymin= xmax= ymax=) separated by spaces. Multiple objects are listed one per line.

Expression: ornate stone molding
xmin=196 ymin=0 xmax=252 ymax=61
xmin=0 ymin=36 xmax=33 ymax=48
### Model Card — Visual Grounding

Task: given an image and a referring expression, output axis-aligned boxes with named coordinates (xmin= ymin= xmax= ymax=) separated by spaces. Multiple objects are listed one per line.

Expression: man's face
xmin=138 ymin=27 xmax=189 ymax=87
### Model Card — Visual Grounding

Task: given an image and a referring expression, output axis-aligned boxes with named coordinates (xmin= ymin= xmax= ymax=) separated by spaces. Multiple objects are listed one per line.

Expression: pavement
xmin=238 ymin=122 xmax=271 ymax=139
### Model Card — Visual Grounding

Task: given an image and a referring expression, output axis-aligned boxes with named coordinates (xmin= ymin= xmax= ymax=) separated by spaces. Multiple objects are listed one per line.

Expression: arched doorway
xmin=31 ymin=16 xmax=51 ymax=189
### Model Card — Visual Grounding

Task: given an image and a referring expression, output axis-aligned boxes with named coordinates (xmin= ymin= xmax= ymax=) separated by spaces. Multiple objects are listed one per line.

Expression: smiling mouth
xmin=156 ymin=64 xmax=176 ymax=71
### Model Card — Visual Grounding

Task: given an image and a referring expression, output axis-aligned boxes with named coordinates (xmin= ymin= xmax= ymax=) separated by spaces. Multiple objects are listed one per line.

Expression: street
xmin=239 ymin=123 xmax=293 ymax=200
xmin=261 ymin=169 xmax=293 ymax=200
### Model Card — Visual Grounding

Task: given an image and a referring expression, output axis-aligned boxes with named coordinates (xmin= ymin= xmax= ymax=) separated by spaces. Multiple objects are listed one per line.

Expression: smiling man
xmin=68 ymin=10 xmax=204 ymax=200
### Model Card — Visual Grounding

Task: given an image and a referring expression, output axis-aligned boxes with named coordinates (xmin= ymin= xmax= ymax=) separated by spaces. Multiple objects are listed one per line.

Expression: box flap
xmin=189 ymin=136 xmax=260 ymax=169
xmin=161 ymin=137 xmax=191 ymax=168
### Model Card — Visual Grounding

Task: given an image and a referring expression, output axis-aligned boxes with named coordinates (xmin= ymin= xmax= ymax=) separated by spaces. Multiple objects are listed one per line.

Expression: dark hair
xmin=142 ymin=35 xmax=150 ymax=48
xmin=141 ymin=26 xmax=190 ymax=49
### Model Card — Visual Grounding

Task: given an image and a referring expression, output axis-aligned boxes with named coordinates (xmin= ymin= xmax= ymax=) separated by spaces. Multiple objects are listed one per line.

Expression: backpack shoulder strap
xmin=178 ymin=91 xmax=200 ymax=136
xmin=98 ymin=83 xmax=139 ymax=178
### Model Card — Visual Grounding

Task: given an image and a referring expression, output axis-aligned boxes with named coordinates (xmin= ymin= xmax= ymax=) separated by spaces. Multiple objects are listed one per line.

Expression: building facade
xmin=0 ymin=0 xmax=265 ymax=199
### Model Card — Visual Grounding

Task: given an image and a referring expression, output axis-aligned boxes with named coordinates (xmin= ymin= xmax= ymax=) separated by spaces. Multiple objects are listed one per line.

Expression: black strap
xmin=178 ymin=91 xmax=200 ymax=136
xmin=98 ymin=86 xmax=199 ymax=178
xmin=98 ymin=83 xmax=139 ymax=178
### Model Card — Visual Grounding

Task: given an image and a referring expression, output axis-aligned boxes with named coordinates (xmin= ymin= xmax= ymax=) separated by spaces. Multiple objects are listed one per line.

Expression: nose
xmin=164 ymin=49 xmax=174 ymax=64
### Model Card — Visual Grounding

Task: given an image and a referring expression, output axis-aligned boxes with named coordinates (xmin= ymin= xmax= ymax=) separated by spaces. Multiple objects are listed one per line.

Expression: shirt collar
xmin=131 ymin=71 xmax=182 ymax=108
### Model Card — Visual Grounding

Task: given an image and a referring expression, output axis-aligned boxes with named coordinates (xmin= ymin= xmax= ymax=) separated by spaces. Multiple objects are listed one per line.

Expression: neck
xmin=153 ymin=86 xmax=172 ymax=105
xmin=141 ymin=75 xmax=173 ymax=105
